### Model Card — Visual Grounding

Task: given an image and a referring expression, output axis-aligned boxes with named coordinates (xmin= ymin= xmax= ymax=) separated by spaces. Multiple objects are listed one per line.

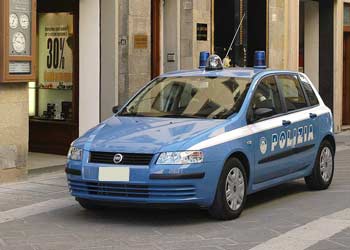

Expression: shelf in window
xmin=28 ymin=87 xmax=73 ymax=91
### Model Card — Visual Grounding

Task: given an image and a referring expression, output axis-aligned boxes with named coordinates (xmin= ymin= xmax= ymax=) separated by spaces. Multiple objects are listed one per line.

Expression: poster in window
xmin=38 ymin=13 xmax=73 ymax=90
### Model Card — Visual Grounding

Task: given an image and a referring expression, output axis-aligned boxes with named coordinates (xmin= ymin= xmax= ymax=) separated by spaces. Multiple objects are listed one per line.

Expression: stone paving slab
xmin=0 ymin=173 xmax=68 ymax=212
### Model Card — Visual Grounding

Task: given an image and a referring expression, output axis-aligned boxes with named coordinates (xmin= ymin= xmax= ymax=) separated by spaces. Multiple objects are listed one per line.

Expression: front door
xmin=343 ymin=31 xmax=350 ymax=125
xmin=248 ymin=75 xmax=288 ymax=185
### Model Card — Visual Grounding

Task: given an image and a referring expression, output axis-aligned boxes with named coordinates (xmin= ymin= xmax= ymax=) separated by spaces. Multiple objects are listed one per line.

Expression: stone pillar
xmin=0 ymin=83 xmax=28 ymax=183
xmin=304 ymin=1 xmax=320 ymax=90
xmin=268 ymin=0 xmax=299 ymax=71
xmin=118 ymin=0 xmax=151 ymax=103
xmin=177 ymin=0 xmax=212 ymax=70
xmin=192 ymin=0 xmax=211 ymax=68
xmin=333 ymin=0 xmax=343 ymax=132
xmin=180 ymin=0 xmax=194 ymax=69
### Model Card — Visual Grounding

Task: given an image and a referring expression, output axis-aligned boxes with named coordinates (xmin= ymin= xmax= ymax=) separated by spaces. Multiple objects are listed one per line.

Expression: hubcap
xmin=320 ymin=147 xmax=333 ymax=183
xmin=225 ymin=167 xmax=245 ymax=211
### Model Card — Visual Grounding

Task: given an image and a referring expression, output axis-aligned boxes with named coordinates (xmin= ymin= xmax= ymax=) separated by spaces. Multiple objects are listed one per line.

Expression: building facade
xmin=0 ymin=0 xmax=349 ymax=183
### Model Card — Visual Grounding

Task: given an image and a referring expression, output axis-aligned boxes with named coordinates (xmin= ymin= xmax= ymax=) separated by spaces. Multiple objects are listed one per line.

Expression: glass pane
xmin=120 ymin=77 xmax=251 ymax=119
xmin=299 ymin=75 xmax=319 ymax=106
xmin=278 ymin=75 xmax=308 ymax=112
xmin=345 ymin=5 xmax=350 ymax=26
xmin=36 ymin=13 xmax=74 ymax=121
xmin=251 ymin=76 xmax=283 ymax=120
xmin=9 ymin=0 xmax=32 ymax=56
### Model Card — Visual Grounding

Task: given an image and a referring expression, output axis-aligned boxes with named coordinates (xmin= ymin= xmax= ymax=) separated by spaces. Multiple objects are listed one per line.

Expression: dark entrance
xmin=29 ymin=0 xmax=79 ymax=155
xmin=343 ymin=26 xmax=350 ymax=125
xmin=151 ymin=0 xmax=160 ymax=79
xmin=213 ymin=0 xmax=266 ymax=67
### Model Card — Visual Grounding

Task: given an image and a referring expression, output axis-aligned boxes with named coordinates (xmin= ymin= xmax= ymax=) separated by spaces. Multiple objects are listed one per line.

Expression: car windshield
xmin=119 ymin=76 xmax=251 ymax=119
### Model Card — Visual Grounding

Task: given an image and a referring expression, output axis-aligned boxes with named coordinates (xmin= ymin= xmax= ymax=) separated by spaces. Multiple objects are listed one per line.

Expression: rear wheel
xmin=305 ymin=140 xmax=335 ymax=190
xmin=209 ymin=157 xmax=247 ymax=220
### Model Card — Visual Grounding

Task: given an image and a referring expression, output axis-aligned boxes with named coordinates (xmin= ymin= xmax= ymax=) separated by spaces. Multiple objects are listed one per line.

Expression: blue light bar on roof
xmin=199 ymin=51 xmax=210 ymax=69
xmin=254 ymin=51 xmax=267 ymax=69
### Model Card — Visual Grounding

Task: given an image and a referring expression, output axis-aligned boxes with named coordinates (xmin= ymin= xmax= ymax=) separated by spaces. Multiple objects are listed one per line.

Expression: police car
xmin=66 ymin=53 xmax=335 ymax=220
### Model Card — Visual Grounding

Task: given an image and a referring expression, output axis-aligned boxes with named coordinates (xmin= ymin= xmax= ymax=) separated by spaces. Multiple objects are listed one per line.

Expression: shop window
xmin=29 ymin=13 xmax=74 ymax=121
xmin=345 ymin=5 xmax=350 ymax=26
xmin=29 ymin=0 xmax=79 ymax=155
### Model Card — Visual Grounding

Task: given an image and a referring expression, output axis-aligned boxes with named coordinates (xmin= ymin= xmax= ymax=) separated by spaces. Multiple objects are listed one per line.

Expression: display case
xmin=29 ymin=1 xmax=79 ymax=155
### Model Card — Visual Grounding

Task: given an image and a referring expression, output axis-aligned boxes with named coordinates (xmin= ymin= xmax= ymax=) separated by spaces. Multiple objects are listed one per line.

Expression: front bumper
xmin=66 ymin=160 xmax=221 ymax=208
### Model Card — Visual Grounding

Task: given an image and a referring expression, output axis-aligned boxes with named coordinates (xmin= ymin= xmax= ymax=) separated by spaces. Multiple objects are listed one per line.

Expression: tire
xmin=209 ymin=157 xmax=247 ymax=220
xmin=77 ymin=198 xmax=105 ymax=211
xmin=305 ymin=140 xmax=335 ymax=190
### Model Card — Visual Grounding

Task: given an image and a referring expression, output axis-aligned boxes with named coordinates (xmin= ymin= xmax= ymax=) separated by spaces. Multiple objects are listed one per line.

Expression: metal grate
xmin=89 ymin=152 xmax=154 ymax=165
xmin=68 ymin=179 xmax=196 ymax=199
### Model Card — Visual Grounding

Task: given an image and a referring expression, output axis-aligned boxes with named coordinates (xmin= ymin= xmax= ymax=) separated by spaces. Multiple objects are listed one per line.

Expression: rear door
xmin=275 ymin=74 xmax=319 ymax=174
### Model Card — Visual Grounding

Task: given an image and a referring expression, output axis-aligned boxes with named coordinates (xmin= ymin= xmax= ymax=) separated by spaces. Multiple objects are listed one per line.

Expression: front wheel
xmin=305 ymin=140 xmax=335 ymax=190
xmin=209 ymin=158 xmax=247 ymax=220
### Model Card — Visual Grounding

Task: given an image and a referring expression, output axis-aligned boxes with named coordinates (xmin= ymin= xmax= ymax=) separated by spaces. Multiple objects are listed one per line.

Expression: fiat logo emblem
xmin=113 ymin=153 xmax=123 ymax=164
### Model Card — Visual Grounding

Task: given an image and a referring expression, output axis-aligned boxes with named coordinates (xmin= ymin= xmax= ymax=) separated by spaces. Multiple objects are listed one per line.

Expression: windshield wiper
xmin=159 ymin=114 xmax=200 ymax=118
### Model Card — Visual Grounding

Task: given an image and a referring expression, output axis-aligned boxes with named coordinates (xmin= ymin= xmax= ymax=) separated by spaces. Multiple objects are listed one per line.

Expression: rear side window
xmin=299 ymin=76 xmax=319 ymax=106
xmin=277 ymin=75 xmax=308 ymax=112
xmin=251 ymin=76 xmax=283 ymax=118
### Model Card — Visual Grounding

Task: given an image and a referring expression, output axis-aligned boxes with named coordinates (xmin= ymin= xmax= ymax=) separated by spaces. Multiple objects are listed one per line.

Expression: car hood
xmin=74 ymin=116 xmax=226 ymax=153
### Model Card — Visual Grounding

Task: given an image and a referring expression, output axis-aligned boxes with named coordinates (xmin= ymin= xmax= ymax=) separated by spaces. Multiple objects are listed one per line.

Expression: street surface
xmin=0 ymin=132 xmax=349 ymax=250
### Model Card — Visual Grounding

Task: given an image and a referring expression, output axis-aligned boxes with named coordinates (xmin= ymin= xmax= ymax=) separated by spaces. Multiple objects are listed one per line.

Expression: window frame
xmin=246 ymin=74 xmax=286 ymax=124
xmin=247 ymin=72 xmax=319 ymax=125
xmin=275 ymin=73 xmax=310 ymax=115
xmin=297 ymin=74 xmax=320 ymax=108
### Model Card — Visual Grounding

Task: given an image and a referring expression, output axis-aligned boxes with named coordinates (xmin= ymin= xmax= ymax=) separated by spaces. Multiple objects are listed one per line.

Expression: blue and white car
xmin=66 ymin=55 xmax=335 ymax=220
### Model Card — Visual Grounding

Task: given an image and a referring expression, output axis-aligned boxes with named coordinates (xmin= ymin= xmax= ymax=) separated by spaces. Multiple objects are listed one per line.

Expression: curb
xmin=28 ymin=164 xmax=65 ymax=176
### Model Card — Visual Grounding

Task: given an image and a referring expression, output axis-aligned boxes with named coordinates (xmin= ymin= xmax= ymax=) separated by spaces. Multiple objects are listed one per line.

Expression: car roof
xmin=160 ymin=67 xmax=299 ymax=79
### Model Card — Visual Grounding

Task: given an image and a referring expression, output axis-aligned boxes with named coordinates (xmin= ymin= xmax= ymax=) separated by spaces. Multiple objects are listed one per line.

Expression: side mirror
xmin=112 ymin=106 xmax=119 ymax=114
xmin=254 ymin=108 xmax=274 ymax=120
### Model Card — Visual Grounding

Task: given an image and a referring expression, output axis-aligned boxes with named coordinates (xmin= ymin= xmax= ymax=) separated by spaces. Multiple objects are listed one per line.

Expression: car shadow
xmin=68 ymin=180 xmax=310 ymax=226
xmin=245 ymin=180 xmax=309 ymax=210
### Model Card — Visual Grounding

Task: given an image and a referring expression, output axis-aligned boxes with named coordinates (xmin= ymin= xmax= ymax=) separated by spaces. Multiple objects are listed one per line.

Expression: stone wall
xmin=180 ymin=0 xmax=211 ymax=69
xmin=118 ymin=0 xmax=151 ymax=105
xmin=268 ymin=0 xmax=299 ymax=71
xmin=192 ymin=0 xmax=211 ymax=68
xmin=0 ymin=83 xmax=28 ymax=183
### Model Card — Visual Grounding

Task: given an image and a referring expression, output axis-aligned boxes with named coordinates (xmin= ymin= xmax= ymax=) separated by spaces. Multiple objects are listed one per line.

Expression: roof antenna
xmin=223 ymin=13 xmax=246 ymax=67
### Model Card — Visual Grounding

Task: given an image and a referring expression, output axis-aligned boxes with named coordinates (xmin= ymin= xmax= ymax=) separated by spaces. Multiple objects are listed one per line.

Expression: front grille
xmin=90 ymin=152 xmax=154 ymax=165
xmin=68 ymin=179 xmax=196 ymax=199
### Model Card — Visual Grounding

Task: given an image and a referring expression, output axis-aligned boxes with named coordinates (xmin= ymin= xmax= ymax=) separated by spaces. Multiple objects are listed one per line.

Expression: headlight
xmin=67 ymin=147 xmax=83 ymax=161
xmin=156 ymin=151 xmax=204 ymax=165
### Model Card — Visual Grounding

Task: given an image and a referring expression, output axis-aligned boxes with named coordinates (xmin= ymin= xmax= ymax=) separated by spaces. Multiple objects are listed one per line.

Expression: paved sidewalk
xmin=0 ymin=173 xmax=68 ymax=212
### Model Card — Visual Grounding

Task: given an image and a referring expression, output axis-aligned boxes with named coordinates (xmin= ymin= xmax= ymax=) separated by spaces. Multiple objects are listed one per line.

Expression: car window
xmin=250 ymin=76 xmax=283 ymax=121
xmin=299 ymin=75 xmax=319 ymax=106
xmin=119 ymin=76 xmax=251 ymax=119
xmin=277 ymin=75 xmax=308 ymax=112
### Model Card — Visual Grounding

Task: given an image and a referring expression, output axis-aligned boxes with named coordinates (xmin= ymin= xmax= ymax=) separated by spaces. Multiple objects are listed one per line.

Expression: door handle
xmin=282 ymin=120 xmax=291 ymax=126
xmin=309 ymin=113 xmax=317 ymax=119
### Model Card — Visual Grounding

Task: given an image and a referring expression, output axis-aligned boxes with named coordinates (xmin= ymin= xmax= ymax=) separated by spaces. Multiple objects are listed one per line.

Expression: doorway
xmin=29 ymin=0 xmax=79 ymax=155
xmin=151 ymin=0 xmax=160 ymax=78
xmin=213 ymin=0 xmax=266 ymax=67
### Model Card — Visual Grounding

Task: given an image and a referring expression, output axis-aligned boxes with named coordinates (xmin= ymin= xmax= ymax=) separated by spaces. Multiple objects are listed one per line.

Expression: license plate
xmin=98 ymin=167 xmax=130 ymax=182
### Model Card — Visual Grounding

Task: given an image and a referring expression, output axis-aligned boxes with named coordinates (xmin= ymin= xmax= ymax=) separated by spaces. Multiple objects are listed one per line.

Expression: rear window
xmin=299 ymin=75 xmax=319 ymax=106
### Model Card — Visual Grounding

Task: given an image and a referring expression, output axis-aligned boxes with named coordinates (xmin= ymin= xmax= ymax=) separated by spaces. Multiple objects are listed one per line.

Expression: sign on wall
xmin=197 ymin=23 xmax=208 ymax=41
